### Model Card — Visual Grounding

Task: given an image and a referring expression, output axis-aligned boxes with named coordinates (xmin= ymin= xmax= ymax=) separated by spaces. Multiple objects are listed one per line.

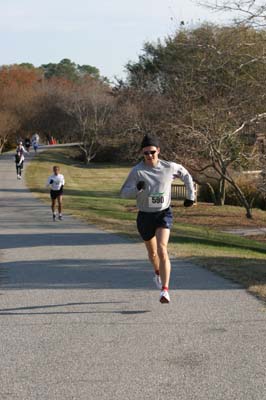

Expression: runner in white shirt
xmin=46 ymin=166 xmax=65 ymax=221
xmin=120 ymin=134 xmax=195 ymax=304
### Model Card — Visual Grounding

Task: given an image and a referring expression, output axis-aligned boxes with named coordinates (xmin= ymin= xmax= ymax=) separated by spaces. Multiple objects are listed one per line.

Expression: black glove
xmin=49 ymin=179 xmax=54 ymax=184
xmin=184 ymin=199 xmax=194 ymax=207
xmin=137 ymin=181 xmax=145 ymax=191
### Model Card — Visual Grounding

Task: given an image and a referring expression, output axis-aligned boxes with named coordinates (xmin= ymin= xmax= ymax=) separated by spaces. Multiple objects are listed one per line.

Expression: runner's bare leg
xmin=155 ymin=227 xmax=171 ymax=288
xmin=57 ymin=195 xmax=63 ymax=214
xmin=51 ymin=199 xmax=56 ymax=214
xmin=144 ymin=236 xmax=160 ymax=274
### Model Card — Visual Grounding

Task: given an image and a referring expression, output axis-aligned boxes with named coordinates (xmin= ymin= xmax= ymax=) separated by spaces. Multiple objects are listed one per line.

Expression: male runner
xmin=46 ymin=166 xmax=65 ymax=221
xmin=120 ymin=134 xmax=195 ymax=303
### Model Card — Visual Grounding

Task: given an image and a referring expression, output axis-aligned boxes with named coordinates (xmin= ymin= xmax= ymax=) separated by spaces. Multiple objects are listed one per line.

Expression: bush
xmin=198 ymin=183 xmax=216 ymax=203
xmin=225 ymin=175 xmax=266 ymax=210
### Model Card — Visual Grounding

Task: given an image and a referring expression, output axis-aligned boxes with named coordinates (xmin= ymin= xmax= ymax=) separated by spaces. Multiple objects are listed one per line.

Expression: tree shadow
xmin=0 ymin=232 xmax=131 ymax=250
xmin=0 ymin=300 xmax=151 ymax=316
xmin=0 ymin=301 xmax=152 ymax=316
xmin=0 ymin=257 xmax=240 ymax=291
xmin=0 ymin=188 xmax=31 ymax=193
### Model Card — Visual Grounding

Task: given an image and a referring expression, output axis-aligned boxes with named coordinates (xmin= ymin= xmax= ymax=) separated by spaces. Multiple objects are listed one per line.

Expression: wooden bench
xmin=171 ymin=183 xmax=198 ymax=202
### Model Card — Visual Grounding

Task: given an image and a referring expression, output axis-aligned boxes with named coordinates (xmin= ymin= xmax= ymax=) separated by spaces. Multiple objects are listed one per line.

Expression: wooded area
xmin=1 ymin=17 xmax=266 ymax=217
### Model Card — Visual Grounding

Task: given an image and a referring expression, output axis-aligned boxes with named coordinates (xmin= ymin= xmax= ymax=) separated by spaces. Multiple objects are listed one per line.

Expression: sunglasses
xmin=143 ymin=150 xmax=157 ymax=156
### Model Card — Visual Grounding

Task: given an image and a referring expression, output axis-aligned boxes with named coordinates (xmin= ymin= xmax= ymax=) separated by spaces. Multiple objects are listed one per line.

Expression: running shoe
xmin=52 ymin=214 xmax=56 ymax=222
xmin=160 ymin=290 xmax=170 ymax=304
xmin=153 ymin=274 xmax=162 ymax=290
xmin=17 ymin=175 xmax=21 ymax=180
xmin=58 ymin=215 xmax=63 ymax=221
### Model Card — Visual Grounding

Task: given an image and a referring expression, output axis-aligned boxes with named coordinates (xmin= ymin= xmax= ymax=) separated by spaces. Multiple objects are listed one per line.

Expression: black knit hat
xmin=141 ymin=134 xmax=159 ymax=149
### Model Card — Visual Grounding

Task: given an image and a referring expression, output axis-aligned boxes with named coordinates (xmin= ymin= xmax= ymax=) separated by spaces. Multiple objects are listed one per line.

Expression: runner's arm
xmin=173 ymin=164 xmax=195 ymax=201
xmin=46 ymin=176 xmax=53 ymax=187
xmin=120 ymin=169 xmax=138 ymax=199
xmin=22 ymin=146 xmax=29 ymax=154
xmin=59 ymin=175 xmax=65 ymax=190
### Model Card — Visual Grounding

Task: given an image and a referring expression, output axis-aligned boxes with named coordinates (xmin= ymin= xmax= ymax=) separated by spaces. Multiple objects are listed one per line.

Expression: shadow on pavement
xmin=0 ymin=301 xmax=152 ymax=317
xmin=0 ymin=188 xmax=31 ymax=193
xmin=0 ymin=232 xmax=130 ymax=249
xmin=0 ymin=258 xmax=239 ymax=291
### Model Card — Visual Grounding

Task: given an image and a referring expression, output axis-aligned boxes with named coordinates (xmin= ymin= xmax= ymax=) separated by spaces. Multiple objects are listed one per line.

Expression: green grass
xmin=26 ymin=148 xmax=266 ymax=303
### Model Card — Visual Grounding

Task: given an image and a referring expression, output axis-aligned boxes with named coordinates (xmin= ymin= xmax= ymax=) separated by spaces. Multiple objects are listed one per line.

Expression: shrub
xmin=225 ymin=175 xmax=266 ymax=210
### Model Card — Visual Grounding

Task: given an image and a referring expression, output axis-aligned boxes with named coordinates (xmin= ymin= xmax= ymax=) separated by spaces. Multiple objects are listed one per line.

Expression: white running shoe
xmin=17 ymin=175 xmax=21 ymax=179
xmin=153 ymin=274 xmax=162 ymax=290
xmin=160 ymin=290 xmax=170 ymax=304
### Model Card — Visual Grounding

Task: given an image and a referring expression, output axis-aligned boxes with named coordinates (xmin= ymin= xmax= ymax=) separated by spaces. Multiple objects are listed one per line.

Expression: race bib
xmin=148 ymin=193 xmax=165 ymax=208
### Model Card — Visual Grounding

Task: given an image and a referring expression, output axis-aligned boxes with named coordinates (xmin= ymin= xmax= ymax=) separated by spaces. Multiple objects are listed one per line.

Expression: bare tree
xmin=196 ymin=0 xmax=266 ymax=27
xmin=0 ymin=83 xmax=40 ymax=152
xmin=59 ymin=78 xmax=114 ymax=163
xmin=175 ymin=112 xmax=266 ymax=218
xmin=0 ymin=110 xmax=19 ymax=153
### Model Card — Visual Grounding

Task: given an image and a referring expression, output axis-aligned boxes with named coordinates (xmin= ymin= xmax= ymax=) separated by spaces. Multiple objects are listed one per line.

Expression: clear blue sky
xmin=1 ymin=0 xmax=234 ymax=81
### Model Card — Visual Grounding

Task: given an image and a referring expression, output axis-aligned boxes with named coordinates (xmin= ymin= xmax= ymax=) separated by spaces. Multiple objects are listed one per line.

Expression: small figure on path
xmin=24 ymin=137 xmax=31 ymax=152
xmin=15 ymin=141 xmax=28 ymax=180
xmin=120 ymin=134 xmax=195 ymax=303
xmin=31 ymin=132 xmax=40 ymax=144
xmin=31 ymin=132 xmax=40 ymax=153
xmin=46 ymin=166 xmax=65 ymax=221
xmin=32 ymin=139 xmax=39 ymax=153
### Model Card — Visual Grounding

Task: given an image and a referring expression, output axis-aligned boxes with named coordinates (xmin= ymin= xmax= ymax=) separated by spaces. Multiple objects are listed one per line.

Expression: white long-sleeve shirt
xmin=46 ymin=174 xmax=65 ymax=191
xmin=16 ymin=145 xmax=27 ymax=165
xmin=120 ymin=160 xmax=195 ymax=212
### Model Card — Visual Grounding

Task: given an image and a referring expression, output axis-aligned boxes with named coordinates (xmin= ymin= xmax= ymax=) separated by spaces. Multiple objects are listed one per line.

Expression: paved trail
xmin=0 ymin=150 xmax=266 ymax=400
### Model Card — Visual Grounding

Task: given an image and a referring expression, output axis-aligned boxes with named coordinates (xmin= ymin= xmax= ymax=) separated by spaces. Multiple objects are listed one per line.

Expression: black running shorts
xmin=50 ymin=189 xmax=63 ymax=200
xmin=137 ymin=207 xmax=173 ymax=241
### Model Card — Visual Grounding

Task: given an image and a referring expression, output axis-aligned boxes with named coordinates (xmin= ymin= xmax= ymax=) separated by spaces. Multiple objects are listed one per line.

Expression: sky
xmin=0 ymin=0 xmax=235 ymax=82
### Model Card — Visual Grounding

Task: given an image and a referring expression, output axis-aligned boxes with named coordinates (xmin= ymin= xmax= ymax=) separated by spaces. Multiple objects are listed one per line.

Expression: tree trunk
xmin=79 ymin=143 xmax=96 ymax=164
xmin=206 ymin=182 xmax=217 ymax=204
xmin=229 ymin=180 xmax=253 ymax=219
xmin=215 ymin=178 xmax=226 ymax=206
xmin=0 ymin=136 xmax=7 ymax=154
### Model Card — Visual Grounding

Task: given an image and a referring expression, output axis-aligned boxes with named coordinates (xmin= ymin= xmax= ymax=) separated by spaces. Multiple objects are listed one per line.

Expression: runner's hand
xmin=49 ymin=179 xmax=54 ymax=184
xmin=137 ymin=181 xmax=145 ymax=191
xmin=184 ymin=199 xmax=194 ymax=207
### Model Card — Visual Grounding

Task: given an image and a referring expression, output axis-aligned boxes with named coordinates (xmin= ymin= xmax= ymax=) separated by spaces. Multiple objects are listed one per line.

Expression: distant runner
xmin=120 ymin=134 xmax=195 ymax=304
xmin=32 ymin=139 xmax=39 ymax=153
xmin=31 ymin=133 xmax=40 ymax=153
xmin=31 ymin=132 xmax=40 ymax=144
xmin=24 ymin=137 xmax=31 ymax=152
xmin=15 ymin=141 xmax=28 ymax=180
xmin=46 ymin=166 xmax=65 ymax=221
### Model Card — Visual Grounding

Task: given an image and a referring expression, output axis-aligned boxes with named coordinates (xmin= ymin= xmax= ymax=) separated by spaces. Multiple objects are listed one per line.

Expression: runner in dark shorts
xmin=120 ymin=134 xmax=195 ymax=304
xmin=137 ymin=208 xmax=173 ymax=242
xmin=50 ymin=188 xmax=63 ymax=200
xmin=46 ymin=166 xmax=65 ymax=221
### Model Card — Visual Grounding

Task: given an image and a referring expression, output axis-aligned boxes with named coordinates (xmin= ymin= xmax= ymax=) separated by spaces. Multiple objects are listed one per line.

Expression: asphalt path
xmin=0 ymin=149 xmax=266 ymax=400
